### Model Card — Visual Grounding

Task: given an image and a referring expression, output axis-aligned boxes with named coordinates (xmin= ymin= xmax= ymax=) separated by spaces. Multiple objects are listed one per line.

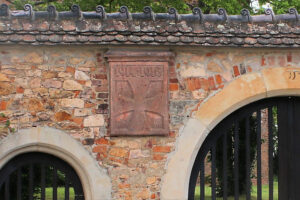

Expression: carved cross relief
xmin=106 ymin=51 xmax=172 ymax=136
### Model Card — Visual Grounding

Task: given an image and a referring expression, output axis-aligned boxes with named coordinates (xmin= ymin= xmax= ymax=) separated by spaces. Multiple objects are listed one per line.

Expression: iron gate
xmin=189 ymin=97 xmax=300 ymax=200
xmin=0 ymin=152 xmax=84 ymax=200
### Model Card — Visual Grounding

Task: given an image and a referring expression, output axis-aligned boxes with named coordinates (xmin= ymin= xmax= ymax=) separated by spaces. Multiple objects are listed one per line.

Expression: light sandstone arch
xmin=161 ymin=67 xmax=300 ymax=200
xmin=0 ymin=127 xmax=111 ymax=200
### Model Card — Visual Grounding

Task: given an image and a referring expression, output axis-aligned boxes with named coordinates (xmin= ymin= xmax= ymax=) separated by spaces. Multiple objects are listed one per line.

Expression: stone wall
xmin=0 ymin=45 xmax=299 ymax=199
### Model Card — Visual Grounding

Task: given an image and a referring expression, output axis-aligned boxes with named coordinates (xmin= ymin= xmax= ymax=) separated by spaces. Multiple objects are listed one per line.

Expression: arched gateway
xmin=0 ymin=152 xmax=84 ymax=199
xmin=161 ymin=67 xmax=300 ymax=200
xmin=189 ymin=96 xmax=300 ymax=199
xmin=0 ymin=127 xmax=111 ymax=200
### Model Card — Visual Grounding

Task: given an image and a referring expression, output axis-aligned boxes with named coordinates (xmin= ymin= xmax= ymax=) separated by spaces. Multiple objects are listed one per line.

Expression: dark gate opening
xmin=0 ymin=152 xmax=84 ymax=200
xmin=189 ymin=97 xmax=300 ymax=200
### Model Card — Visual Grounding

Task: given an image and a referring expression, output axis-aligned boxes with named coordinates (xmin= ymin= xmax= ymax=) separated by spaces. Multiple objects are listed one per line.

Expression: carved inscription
xmin=113 ymin=65 xmax=163 ymax=78
xmin=110 ymin=62 xmax=168 ymax=136
xmin=288 ymin=69 xmax=300 ymax=80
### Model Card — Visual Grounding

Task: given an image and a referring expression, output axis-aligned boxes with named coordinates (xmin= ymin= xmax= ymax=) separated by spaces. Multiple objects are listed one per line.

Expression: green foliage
xmin=5 ymin=119 xmax=10 ymax=127
xmin=260 ymin=0 xmax=300 ymax=14
xmin=198 ymin=0 xmax=253 ymax=14
xmin=195 ymin=182 xmax=279 ymax=199
xmin=11 ymin=0 xmax=190 ymax=13
xmin=214 ymin=116 xmax=258 ymax=196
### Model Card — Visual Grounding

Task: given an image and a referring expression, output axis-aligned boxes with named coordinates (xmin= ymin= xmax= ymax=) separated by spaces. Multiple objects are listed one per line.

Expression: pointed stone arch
xmin=0 ymin=127 xmax=111 ymax=200
xmin=161 ymin=67 xmax=300 ymax=200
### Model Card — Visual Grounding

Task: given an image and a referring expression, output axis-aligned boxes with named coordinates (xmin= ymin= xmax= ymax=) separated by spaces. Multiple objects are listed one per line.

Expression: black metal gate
xmin=189 ymin=97 xmax=300 ymax=200
xmin=0 ymin=152 xmax=84 ymax=200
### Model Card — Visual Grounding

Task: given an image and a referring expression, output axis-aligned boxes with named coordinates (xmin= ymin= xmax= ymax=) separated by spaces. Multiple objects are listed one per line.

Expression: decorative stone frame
xmin=0 ymin=127 xmax=111 ymax=200
xmin=161 ymin=67 xmax=300 ymax=200
xmin=105 ymin=50 xmax=174 ymax=136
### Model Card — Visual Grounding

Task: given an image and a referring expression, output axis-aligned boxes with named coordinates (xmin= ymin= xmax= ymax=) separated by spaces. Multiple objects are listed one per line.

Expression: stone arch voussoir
xmin=0 ymin=127 xmax=111 ymax=200
xmin=161 ymin=67 xmax=300 ymax=200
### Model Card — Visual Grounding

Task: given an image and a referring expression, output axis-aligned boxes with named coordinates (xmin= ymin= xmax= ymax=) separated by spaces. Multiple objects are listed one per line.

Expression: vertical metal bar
xmin=17 ymin=168 xmax=21 ymax=200
xmin=29 ymin=164 xmax=33 ymax=200
xmin=246 ymin=116 xmax=251 ymax=200
xmin=65 ymin=174 xmax=70 ymax=200
xmin=41 ymin=164 xmax=45 ymax=200
xmin=4 ymin=178 xmax=9 ymax=200
xmin=257 ymin=110 xmax=262 ymax=200
xmin=223 ymin=133 xmax=228 ymax=200
xmin=234 ymin=121 xmax=239 ymax=200
xmin=278 ymin=100 xmax=289 ymax=200
xmin=200 ymin=159 xmax=205 ymax=200
xmin=212 ymin=146 xmax=216 ymax=200
xmin=53 ymin=167 xmax=57 ymax=200
xmin=268 ymin=107 xmax=274 ymax=200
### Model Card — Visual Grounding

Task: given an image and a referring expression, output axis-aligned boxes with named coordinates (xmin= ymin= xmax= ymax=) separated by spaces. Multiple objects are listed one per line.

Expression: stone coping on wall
xmin=1 ymin=4 xmax=300 ymax=47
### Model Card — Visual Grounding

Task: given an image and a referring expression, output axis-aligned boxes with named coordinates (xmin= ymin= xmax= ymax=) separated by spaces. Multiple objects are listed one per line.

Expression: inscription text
xmin=113 ymin=65 xmax=163 ymax=78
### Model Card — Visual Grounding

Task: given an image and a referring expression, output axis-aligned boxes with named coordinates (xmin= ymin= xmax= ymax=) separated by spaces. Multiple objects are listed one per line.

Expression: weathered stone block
xmin=24 ymin=98 xmax=44 ymax=112
xmin=61 ymin=99 xmax=84 ymax=108
xmin=63 ymin=80 xmax=83 ymax=90
xmin=24 ymin=52 xmax=43 ymax=64
xmin=0 ymin=73 xmax=10 ymax=82
xmin=74 ymin=109 xmax=90 ymax=117
xmin=83 ymin=114 xmax=104 ymax=127
xmin=129 ymin=149 xmax=149 ymax=159
xmin=54 ymin=111 xmax=72 ymax=122
xmin=0 ymin=82 xmax=14 ymax=95
xmin=75 ymin=70 xmax=90 ymax=80
xmin=42 ymin=71 xmax=57 ymax=79
xmin=109 ymin=148 xmax=128 ymax=158
xmin=42 ymin=79 xmax=62 ymax=88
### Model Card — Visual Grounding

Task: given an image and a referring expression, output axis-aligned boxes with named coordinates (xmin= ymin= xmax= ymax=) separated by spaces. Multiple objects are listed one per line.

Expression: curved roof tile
xmin=0 ymin=4 xmax=300 ymax=47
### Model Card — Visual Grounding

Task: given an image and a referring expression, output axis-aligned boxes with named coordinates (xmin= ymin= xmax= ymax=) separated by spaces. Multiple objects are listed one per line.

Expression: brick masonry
xmin=0 ymin=46 xmax=299 ymax=199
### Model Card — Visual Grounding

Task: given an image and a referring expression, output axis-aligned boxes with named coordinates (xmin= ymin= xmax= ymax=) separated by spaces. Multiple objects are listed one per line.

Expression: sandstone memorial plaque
xmin=105 ymin=51 xmax=173 ymax=136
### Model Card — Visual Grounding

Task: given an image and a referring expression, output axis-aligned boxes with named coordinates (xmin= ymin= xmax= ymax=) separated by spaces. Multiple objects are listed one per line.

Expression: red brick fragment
xmin=233 ymin=65 xmax=240 ymax=77
xmin=95 ymin=138 xmax=109 ymax=145
xmin=268 ymin=56 xmax=275 ymax=66
xmin=0 ymin=101 xmax=7 ymax=110
xmin=153 ymin=146 xmax=171 ymax=153
xmin=93 ymin=145 xmax=107 ymax=153
xmin=169 ymin=131 xmax=176 ymax=138
xmin=16 ymin=86 xmax=24 ymax=93
xmin=73 ymin=90 xmax=80 ymax=98
xmin=94 ymin=74 xmax=107 ymax=79
xmin=206 ymin=52 xmax=214 ymax=57
xmin=169 ymin=78 xmax=178 ymax=83
xmin=208 ymin=76 xmax=216 ymax=90
xmin=200 ymin=78 xmax=209 ymax=91
xmin=247 ymin=66 xmax=252 ymax=72
xmin=287 ymin=53 xmax=292 ymax=62
xmin=118 ymin=183 xmax=130 ymax=189
xmin=66 ymin=66 xmax=75 ymax=74
xmin=151 ymin=193 xmax=156 ymax=199
xmin=215 ymin=74 xmax=222 ymax=85
xmin=152 ymin=154 xmax=165 ymax=160
xmin=169 ymin=83 xmax=179 ymax=91
xmin=261 ymin=56 xmax=266 ymax=66
xmin=186 ymin=78 xmax=202 ymax=91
